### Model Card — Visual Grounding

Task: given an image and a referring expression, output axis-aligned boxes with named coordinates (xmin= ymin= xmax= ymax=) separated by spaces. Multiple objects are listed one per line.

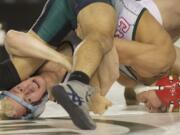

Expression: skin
xmin=123 ymin=0 xmax=180 ymax=112
xmin=2 ymin=1 xmax=177 ymax=115
xmin=5 ymin=2 xmax=116 ymax=80
xmin=2 ymin=2 xmax=116 ymax=116
xmin=27 ymin=8 xmax=179 ymax=114
xmin=115 ymin=10 xmax=175 ymax=79
xmin=5 ymin=30 xmax=71 ymax=80
xmin=90 ymin=8 xmax=176 ymax=113
xmin=1 ymin=55 xmax=70 ymax=118
xmin=2 ymin=76 xmax=46 ymax=118
xmin=0 ymin=42 xmax=71 ymax=118
xmin=1 ymin=39 xmax=117 ymax=117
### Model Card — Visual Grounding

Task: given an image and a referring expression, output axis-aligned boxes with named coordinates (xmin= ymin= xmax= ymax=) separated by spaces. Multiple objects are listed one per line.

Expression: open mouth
xmin=32 ymin=79 xmax=40 ymax=89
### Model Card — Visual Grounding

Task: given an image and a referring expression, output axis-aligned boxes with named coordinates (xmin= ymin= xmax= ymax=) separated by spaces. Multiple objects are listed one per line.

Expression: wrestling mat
xmin=0 ymin=82 xmax=180 ymax=135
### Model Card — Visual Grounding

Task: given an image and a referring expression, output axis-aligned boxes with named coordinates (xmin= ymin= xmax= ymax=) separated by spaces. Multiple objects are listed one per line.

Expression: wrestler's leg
xmin=0 ymin=48 xmax=45 ymax=90
xmin=74 ymin=3 xmax=116 ymax=77
xmin=89 ymin=70 xmax=113 ymax=114
xmin=5 ymin=30 xmax=72 ymax=70
xmin=69 ymin=4 xmax=117 ymax=115
xmin=11 ymin=57 xmax=44 ymax=80
xmin=51 ymin=3 xmax=116 ymax=130
xmin=124 ymin=87 xmax=139 ymax=105
xmin=1 ymin=32 xmax=71 ymax=90
xmin=0 ymin=35 xmax=45 ymax=90
xmin=88 ymin=44 xmax=119 ymax=114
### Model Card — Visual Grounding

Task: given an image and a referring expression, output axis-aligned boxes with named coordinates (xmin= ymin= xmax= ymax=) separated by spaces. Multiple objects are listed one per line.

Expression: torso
xmin=153 ymin=0 xmax=180 ymax=41
xmin=112 ymin=0 xmax=164 ymax=86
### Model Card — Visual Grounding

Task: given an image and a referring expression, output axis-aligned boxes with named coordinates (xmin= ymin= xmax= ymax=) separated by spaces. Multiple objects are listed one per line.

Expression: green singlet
xmin=31 ymin=0 xmax=111 ymax=47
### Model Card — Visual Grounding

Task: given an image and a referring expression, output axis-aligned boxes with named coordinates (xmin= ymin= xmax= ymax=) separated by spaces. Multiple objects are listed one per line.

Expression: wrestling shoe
xmin=51 ymin=80 xmax=96 ymax=130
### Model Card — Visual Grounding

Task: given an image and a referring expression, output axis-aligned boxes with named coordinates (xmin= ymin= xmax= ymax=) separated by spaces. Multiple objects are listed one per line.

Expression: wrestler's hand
xmin=136 ymin=90 xmax=166 ymax=113
xmin=89 ymin=92 xmax=112 ymax=114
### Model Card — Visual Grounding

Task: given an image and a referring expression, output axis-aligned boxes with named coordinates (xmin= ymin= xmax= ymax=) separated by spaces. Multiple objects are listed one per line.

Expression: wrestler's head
xmin=137 ymin=75 xmax=180 ymax=113
xmin=0 ymin=76 xmax=47 ymax=119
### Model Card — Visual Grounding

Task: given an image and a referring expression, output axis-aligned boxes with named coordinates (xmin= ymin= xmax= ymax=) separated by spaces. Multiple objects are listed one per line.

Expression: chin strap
xmin=0 ymin=91 xmax=48 ymax=119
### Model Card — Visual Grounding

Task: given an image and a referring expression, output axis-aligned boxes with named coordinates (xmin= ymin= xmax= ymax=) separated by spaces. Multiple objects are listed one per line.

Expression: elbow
xmin=156 ymin=35 xmax=176 ymax=73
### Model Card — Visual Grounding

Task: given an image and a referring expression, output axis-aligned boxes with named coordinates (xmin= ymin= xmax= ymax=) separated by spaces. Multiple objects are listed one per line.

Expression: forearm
xmin=38 ymin=62 xmax=67 ymax=89
xmin=115 ymin=38 xmax=176 ymax=77
xmin=39 ymin=71 xmax=66 ymax=89
xmin=5 ymin=30 xmax=72 ymax=70
xmin=172 ymin=47 xmax=180 ymax=74
xmin=37 ymin=42 xmax=72 ymax=88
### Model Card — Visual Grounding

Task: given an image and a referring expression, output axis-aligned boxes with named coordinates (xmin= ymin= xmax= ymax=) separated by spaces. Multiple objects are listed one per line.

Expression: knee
xmin=100 ymin=34 xmax=114 ymax=53
xmin=4 ymin=30 xmax=16 ymax=49
xmin=5 ymin=30 xmax=24 ymax=49
xmin=89 ymin=33 xmax=114 ymax=54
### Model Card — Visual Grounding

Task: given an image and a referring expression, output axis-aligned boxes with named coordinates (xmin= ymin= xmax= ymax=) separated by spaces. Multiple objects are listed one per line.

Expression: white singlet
xmin=111 ymin=0 xmax=163 ymax=80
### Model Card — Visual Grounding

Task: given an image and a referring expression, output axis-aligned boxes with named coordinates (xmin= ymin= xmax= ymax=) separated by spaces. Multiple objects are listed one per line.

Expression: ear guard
xmin=155 ymin=75 xmax=180 ymax=112
xmin=0 ymin=91 xmax=48 ymax=119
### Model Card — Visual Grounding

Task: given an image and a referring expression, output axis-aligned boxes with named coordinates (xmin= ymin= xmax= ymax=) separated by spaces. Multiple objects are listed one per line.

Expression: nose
xmin=13 ymin=90 xmax=25 ymax=101
xmin=24 ymin=84 xmax=36 ymax=95
xmin=12 ymin=86 xmax=25 ymax=94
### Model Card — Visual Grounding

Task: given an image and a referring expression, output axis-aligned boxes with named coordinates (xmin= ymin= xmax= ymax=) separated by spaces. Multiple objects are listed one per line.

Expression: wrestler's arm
xmin=4 ymin=30 xmax=72 ymax=70
xmin=115 ymin=10 xmax=176 ymax=78
xmin=172 ymin=47 xmax=180 ymax=74
xmin=38 ymin=62 xmax=67 ymax=87
xmin=37 ymin=43 xmax=73 ymax=89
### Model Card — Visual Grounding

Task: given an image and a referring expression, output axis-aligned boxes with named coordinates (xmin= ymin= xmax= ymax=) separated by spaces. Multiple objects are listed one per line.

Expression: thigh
xmin=77 ymin=2 xmax=116 ymax=38
xmin=11 ymin=56 xmax=44 ymax=80
xmin=32 ymin=0 xmax=72 ymax=46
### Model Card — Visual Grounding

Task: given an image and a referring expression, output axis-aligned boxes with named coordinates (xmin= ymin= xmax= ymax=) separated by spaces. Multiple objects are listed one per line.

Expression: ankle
xmin=68 ymin=71 xmax=90 ymax=84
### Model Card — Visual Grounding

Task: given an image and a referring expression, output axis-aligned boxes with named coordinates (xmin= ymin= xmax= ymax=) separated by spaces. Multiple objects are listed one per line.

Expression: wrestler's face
xmin=2 ymin=76 xmax=46 ymax=118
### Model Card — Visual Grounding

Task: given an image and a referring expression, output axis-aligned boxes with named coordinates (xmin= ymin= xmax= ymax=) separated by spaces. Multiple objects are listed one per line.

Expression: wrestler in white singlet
xmin=111 ymin=0 xmax=163 ymax=81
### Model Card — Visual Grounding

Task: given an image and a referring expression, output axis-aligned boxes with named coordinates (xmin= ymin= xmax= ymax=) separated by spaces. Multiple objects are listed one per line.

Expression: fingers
xmin=145 ymin=101 xmax=161 ymax=113
xmin=89 ymin=95 xmax=112 ymax=114
xmin=136 ymin=92 xmax=147 ymax=103
xmin=145 ymin=103 xmax=167 ymax=113
xmin=137 ymin=91 xmax=166 ymax=113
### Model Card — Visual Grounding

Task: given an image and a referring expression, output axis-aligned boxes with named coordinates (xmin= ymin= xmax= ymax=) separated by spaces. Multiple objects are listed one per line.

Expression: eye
xmin=20 ymin=88 xmax=23 ymax=92
xmin=27 ymin=98 xmax=32 ymax=103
